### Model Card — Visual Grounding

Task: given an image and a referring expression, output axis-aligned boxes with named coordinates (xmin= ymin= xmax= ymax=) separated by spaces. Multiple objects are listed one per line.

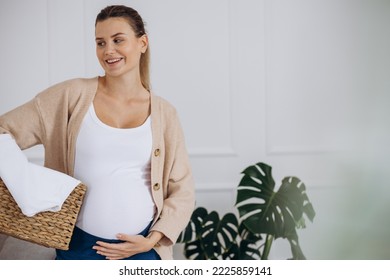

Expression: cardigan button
xmin=153 ymin=183 xmax=160 ymax=191
xmin=154 ymin=149 xmax=160 ymax=157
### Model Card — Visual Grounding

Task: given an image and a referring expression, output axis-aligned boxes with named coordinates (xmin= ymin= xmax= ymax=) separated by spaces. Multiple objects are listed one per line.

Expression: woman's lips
xmin=105 ymin=57 xmax=123 ymax=65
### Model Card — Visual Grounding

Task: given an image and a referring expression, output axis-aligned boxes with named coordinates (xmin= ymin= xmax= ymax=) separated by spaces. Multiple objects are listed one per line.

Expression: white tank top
xmin=74 ymin=104 xmax=155 ymax=239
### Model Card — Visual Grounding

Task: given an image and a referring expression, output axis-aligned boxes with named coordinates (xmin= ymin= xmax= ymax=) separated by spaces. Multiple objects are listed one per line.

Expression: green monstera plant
xmin=177 ymin=162 xmax=316 ymax=260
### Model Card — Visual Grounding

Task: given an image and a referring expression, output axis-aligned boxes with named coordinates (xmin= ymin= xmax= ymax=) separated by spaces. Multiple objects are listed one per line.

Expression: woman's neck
xmin=99 ymin=74 xmax=146 ymax=101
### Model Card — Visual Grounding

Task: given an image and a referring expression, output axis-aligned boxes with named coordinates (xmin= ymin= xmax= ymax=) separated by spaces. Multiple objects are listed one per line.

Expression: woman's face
xmin=95 ymin=17 xmax=148 ymax=78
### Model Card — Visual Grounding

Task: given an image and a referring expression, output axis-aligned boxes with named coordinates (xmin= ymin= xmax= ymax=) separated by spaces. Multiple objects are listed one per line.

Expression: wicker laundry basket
xmin=0 ymin=178 xmax=86 ymax=250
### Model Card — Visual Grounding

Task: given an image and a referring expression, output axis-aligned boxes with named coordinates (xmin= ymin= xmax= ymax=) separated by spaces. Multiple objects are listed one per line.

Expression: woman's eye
xmin=96 ymin=41 xmax=105 ymax=47
xmin=114 ymin=38 xmax=123 ymax=44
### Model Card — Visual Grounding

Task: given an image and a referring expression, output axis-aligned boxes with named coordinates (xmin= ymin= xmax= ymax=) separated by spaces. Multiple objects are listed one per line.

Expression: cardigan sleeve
xmin=0 ymin=78 xmax=85 ymax=149
xmin=0 ymin=96 xmax=45 ymax=149
xmin=150 ymin=111 xmax=195 ymax=246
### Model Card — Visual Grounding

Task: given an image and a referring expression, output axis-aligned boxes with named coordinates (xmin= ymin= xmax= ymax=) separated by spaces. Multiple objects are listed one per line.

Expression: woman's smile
xmin=106 ymin=57 xmax=123 ymax=64
xmin=105 ymin=57 xmax=124 ymax=67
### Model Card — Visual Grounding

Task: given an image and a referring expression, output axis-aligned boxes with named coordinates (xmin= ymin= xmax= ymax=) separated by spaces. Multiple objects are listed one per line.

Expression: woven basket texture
xmin=0 ymin=178 xmax=86 ymax=250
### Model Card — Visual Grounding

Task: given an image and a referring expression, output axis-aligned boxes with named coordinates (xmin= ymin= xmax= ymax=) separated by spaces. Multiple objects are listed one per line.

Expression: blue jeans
xmin=56 ymin=223 xmax=160 ymax=260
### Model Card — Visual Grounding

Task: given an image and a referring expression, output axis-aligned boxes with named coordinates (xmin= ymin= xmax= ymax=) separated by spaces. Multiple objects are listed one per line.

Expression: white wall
xmin=1 ymin=0 xmax=389 ymax=259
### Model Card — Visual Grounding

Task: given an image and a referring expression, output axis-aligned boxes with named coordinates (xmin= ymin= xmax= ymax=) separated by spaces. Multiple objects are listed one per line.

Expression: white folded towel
xmin=0 ymin=134 xmax=80 ymax=217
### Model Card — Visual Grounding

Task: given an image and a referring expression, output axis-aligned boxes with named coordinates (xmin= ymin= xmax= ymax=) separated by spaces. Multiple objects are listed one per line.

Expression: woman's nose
xmin=104 ymin=42 xmax=116 ymax=55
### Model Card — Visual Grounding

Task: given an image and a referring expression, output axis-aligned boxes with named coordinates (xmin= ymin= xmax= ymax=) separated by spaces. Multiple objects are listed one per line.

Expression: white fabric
xmin=0 ymin=134 xmax=80 ymax=217
xmin=74 ymin=104 xmax=155 ymax=239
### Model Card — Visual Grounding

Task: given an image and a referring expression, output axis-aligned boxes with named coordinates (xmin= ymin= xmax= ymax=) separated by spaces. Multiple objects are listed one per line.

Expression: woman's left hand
xmin=93 ymin=234 xmax=154 ymax=260
xmin=92 ymin=231 xmax=163 ymax=260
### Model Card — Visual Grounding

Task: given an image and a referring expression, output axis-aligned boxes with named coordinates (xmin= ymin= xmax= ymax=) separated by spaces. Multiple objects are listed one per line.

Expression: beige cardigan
xmin=0 ymin=77 xmax=195 ymax=260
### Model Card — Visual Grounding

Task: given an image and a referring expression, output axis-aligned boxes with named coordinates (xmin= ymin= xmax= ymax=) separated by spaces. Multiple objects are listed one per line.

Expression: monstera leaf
xmin=177 ymin=207 xmax=239 ymax=260
xmin=236 ymin=162 xmax=314 ymax=235
xmin=235 ymin=162 xmax=315 ymax=259
xmin=221 ymin=239 xmax=262 ymax=260
xmin=177 ymin=207 xmax=207 ymax=244
xmin=237 ymin=223 xmax=263 ymax=259
xmin=219 ymin=223 xmax=263 ymax=260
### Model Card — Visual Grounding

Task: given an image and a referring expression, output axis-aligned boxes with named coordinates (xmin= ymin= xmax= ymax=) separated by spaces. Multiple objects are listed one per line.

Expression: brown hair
xmin=96 ymin=5 xmax=151 ymax=91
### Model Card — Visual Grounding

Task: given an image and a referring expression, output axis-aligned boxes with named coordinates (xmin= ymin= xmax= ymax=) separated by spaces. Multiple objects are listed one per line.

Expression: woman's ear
xmin=139 ymin=35 xmax=148 ymax=54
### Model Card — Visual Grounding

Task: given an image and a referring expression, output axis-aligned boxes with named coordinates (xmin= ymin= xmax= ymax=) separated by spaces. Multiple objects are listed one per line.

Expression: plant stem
xmin=261 ymin=234 xmax=274 ymax=260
